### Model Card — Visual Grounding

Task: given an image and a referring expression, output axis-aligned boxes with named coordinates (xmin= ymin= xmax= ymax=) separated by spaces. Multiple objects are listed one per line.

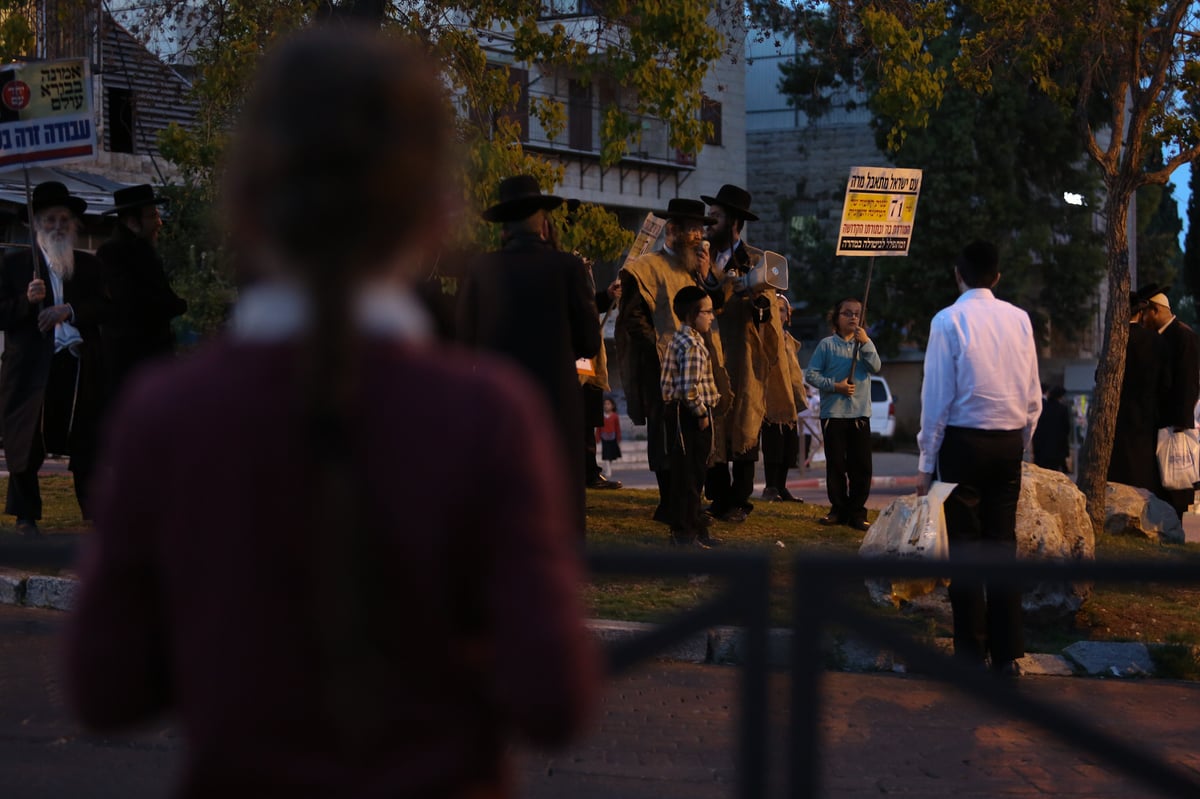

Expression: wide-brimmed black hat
xmin=653 ymin=198 xmax=716 ymax=226
xmin=700 ymin=184 xmax=758 ymax=222
xmin=1134 ymin=282 xmax=1172 ymax=310
xmin=21 ymin=181 xmax=86 ymax=221
xmin=104 ymin=184 xmax=168 ymax=215
xmin=482 ymin=175 xmax=563 ymax=223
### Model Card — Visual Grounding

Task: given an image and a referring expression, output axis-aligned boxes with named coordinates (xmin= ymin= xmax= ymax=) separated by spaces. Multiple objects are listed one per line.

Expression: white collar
xmin=231 ymin=279 xmax=432 ymax=342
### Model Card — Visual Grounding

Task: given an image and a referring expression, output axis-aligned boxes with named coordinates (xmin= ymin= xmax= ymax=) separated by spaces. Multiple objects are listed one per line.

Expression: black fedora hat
xmin=482 ymin=175 xmax=563 ymax=223
xmin=653 ymin=198 xmax=716 ymax=226
xmin=21 ymin=180 xmax=86 ymax=221
xmin=104 ymin=184 xmax=168 ymax=215
xmin=700 ymin=184 xmax=758 ymax=221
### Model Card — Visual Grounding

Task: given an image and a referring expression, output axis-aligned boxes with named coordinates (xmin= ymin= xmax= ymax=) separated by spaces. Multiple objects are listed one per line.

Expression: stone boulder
xmin=1104 ymin=482 xmax=1184 ymax=543
xmin=1017 ymin=463 xmax=1094 ymax=622
xmin=861 ymin=463 xmax=1094 ymax=620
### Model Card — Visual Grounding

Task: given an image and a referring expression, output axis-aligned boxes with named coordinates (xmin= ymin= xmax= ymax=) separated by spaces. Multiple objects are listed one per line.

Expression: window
xmin=702 ymin=97 xmax=722 ymax=147
xmin=568 ymin=79 xmax=592 ymax=150
xmin=496 ymin=66 xmax=529 ymax=143
xmin=107 ymin=88 xmax=134 ymax=154
xmin=472 ymin=64 xmax=529 ymax=143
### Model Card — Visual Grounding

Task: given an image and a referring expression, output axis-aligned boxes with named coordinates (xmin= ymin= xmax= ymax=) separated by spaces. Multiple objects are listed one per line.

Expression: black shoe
xmin=818 ymin=513 xmax=841 ymax=526
xmin=777 ymin=489 xmax=804 ymax=503
xmin=15 ymin=519 xmax=41 ymax=538
xmin=847 ymin=518 xmax=871 ymax=532
xmin=670 ymin=533 xmax=711 ymax=550
xmin=762 ymin=487 xmax=781 ymax=502
xmin=587 ymin=474 xmax=622 ymax=490
xmin=717 ymin=507 xmax=747 ymax=523
xmin=696 ymin=532 xmax=724 ymax=547
xmin=992 ymin=659 xmax=1023 ymax=679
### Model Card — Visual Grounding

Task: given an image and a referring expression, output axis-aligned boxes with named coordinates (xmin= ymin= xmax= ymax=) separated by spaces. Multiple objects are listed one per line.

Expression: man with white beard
xmin=0 ymin=181 xmax=110 ymax=535
xmin=616 ymin=198 xmax=732 ymax=543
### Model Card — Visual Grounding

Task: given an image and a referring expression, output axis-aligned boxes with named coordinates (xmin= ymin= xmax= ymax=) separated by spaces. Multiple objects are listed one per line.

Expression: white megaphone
xmin=743 ymin=250 xmax=788 ymax=293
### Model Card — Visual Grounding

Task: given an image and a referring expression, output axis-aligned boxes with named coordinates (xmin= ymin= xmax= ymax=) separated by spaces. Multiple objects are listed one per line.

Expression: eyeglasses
xmin=839 ymin=310 xmax=861 ymax=318
xmin=697 ymin=309 xmax=715 ymax=316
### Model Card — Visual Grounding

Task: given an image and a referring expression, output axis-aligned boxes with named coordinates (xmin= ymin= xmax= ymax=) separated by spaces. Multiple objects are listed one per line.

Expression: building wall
xmin=746 ymin=123 xmax=884 ymax=257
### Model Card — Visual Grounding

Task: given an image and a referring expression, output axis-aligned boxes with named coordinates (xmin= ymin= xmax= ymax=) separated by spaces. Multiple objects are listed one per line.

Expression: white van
xmin=870 ymin=376 xmax=896 ymax=449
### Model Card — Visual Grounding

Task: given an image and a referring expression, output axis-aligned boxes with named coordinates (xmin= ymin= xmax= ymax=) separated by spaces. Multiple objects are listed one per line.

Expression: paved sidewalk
xmin=4 ymin=603 xmax=1197 ymax=798
xmin=517 ymin=662 xmax=1200 ymax=798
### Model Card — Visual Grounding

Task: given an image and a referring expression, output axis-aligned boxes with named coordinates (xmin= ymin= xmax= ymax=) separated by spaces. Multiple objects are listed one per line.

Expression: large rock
xmin=1104 ymin=482 xmax=1185 ymax=543
xmin=1017 ymin=464 xmax=1094 ymax=622
xmin=861 ymin=463 xmax=1094 ymax=620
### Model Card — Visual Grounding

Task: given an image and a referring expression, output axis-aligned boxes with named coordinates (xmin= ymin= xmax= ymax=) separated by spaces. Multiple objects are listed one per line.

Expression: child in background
xmin=660 ymin=286 xmax=722 ymax=549
xmin=597 ymin=397 xmax=622 ymax=476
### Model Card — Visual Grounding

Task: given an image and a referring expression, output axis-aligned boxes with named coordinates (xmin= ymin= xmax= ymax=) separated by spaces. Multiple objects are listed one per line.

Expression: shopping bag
xmin=1156 ymin=427 xmax=1200 ymax=490
xmin=859 ymin=481 xmax=956 ymax=605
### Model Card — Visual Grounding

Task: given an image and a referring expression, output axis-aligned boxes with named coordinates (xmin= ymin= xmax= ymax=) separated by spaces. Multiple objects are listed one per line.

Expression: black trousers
xmin=821 ymin=417 xmax=872 ymax=523
xmin=664 ymin=402 xmax=712 ymax=539
xmin=582 ymin=384 xmax=603 ymax=484
xmin=938 ymin=426 xmax=1025 ymax=665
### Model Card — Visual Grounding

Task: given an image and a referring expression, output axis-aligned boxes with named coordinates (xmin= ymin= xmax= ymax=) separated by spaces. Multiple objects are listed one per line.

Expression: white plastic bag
xmin=1156 ymin=427 xmax=1200 ymax=490
xmin=858 ymin=482 xmax=956 ymax=604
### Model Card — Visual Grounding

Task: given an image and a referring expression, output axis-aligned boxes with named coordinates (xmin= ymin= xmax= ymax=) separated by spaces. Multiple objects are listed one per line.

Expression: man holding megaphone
xmin=700 ymin=185 xmax=806 ymax=522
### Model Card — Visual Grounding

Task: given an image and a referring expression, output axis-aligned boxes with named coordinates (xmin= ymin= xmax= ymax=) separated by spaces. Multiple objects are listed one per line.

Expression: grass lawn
xmin=12 ymin=476 xmax=1198 ymax=674
xmin=584 ymin=486 xmax=1200 ymax=673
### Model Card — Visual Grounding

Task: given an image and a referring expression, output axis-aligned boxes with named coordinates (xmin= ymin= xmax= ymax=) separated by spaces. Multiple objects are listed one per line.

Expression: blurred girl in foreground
xmin=66 ymin=26 xmax=598 ymax=798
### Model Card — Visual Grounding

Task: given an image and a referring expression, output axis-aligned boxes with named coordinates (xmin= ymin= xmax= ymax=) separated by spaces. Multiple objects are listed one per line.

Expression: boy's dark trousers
xmin=664 ymin=401 xmax=712 ymax=541
xmin=821 ymin=416 xmax=873 ymax=524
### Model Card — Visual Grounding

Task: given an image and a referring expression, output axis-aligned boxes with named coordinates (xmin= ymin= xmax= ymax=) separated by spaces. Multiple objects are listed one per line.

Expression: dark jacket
xmin=95 ymin=226 xmax=187 ymax=397
xmin=66 ymin=337 xmax=599 ymax=798
xmin=456 ymin=233 xmax=601 ymax=533
xmin=1032 ymin=398 xmax=1070 ymax=471
xmin=0 ymin=247 xmax=109 ymax=471
xmin=1109 ymin=323 xmax=1167 ymax=490
xmin=1158 ymin=317 xmax=1200 ymax=430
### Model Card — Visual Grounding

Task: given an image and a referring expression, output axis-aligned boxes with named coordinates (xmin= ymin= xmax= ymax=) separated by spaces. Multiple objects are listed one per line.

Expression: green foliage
xmin=756 ymin=0 xmax=1200 ymax=528
xmin=131 ymin=0 xmax=725 ymax=323
xmin=777 ymin=7 xmax=1106 ymax=352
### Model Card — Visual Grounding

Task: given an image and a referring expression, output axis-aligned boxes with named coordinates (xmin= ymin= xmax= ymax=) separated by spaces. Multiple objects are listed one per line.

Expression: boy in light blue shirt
xmin=803 ymin=296 xmax=881 ymax=530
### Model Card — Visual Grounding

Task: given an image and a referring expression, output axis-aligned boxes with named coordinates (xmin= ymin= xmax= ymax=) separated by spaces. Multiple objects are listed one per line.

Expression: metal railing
xmin=588 ymin=549 xmax=1200 ymax=798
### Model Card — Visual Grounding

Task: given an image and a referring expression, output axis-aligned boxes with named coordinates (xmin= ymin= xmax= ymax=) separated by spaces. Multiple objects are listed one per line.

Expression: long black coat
xmin=95 ymin=226 xmax=187 ymax=398
xmin=456 ymin=233 xmax=601 ymax=533
xmin=0 ymin=248 xmax=109 ymax=472
xmin=1157 ymin=317 xmax=1199 ymax=430
xmin=1109 ymin=323 xmax=1167 ymax=490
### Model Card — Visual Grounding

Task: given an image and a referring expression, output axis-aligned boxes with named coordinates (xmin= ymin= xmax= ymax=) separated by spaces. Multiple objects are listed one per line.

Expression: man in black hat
xmin=457 ymin=175 xmax=601 ymax=538
xmin=1108 ymin=284 xmax=1167 ymax=492
xmin=0 ymin=181 xmax=111 ymax=533
xmin=96 ymin=184 xmax=188 ymax=402
xmin=700 ymin=184 xmax=804 ymax=520
xmin=615 ymin=197 xmax=730 ymax=542
xmin=1139 ymin=283 xmax=1199 ymax=519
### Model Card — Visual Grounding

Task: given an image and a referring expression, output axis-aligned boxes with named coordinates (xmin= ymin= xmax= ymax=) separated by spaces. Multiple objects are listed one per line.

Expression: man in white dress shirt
xmin=916 ymin=240 xmax=1042 ymax=678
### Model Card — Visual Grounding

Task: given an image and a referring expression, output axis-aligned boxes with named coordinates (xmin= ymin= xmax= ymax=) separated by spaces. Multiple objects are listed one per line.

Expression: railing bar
xmin=789 ymin=564 xmax=827 ymax=799
xmin=823 ymin=597 xmax=1200 ymax=799
xmin=604 ymin=594 xmax=732 ymax=677
xmin=737 ymin=557 xmax=770 ymax=799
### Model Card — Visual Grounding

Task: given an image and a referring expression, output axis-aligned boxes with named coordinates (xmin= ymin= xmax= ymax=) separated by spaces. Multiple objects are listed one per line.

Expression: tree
xmin=121 ymin=0 xmax=740 ymax=336
xmin=755 ymin=0 xmax=1200 ymax=530
xmin=779 ymin=9 xmax=1106 ymax=355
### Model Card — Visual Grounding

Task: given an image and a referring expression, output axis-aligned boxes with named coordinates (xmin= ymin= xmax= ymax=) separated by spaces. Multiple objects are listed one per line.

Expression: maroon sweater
xmin=66 ymin=337 xmax=600 ymax=798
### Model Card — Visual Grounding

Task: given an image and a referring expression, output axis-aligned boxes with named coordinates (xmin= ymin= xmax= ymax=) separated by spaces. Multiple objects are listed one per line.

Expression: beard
xmin=37 ymin=228 xmax=76 ymax=280
xmin=670 ymin=231 xmax=700 ymax=273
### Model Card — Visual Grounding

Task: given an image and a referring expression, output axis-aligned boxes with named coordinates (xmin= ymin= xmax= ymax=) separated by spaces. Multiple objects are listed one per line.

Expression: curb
xmin=0 ymin=570 xmax=1181 ymax=679
xmin=787 ymin=475 xmax=921 ymax=490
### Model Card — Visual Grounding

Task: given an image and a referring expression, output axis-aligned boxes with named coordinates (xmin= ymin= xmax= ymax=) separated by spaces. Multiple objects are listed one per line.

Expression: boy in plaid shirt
xmin=660 ymin=285 xmax=722 ymax=548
